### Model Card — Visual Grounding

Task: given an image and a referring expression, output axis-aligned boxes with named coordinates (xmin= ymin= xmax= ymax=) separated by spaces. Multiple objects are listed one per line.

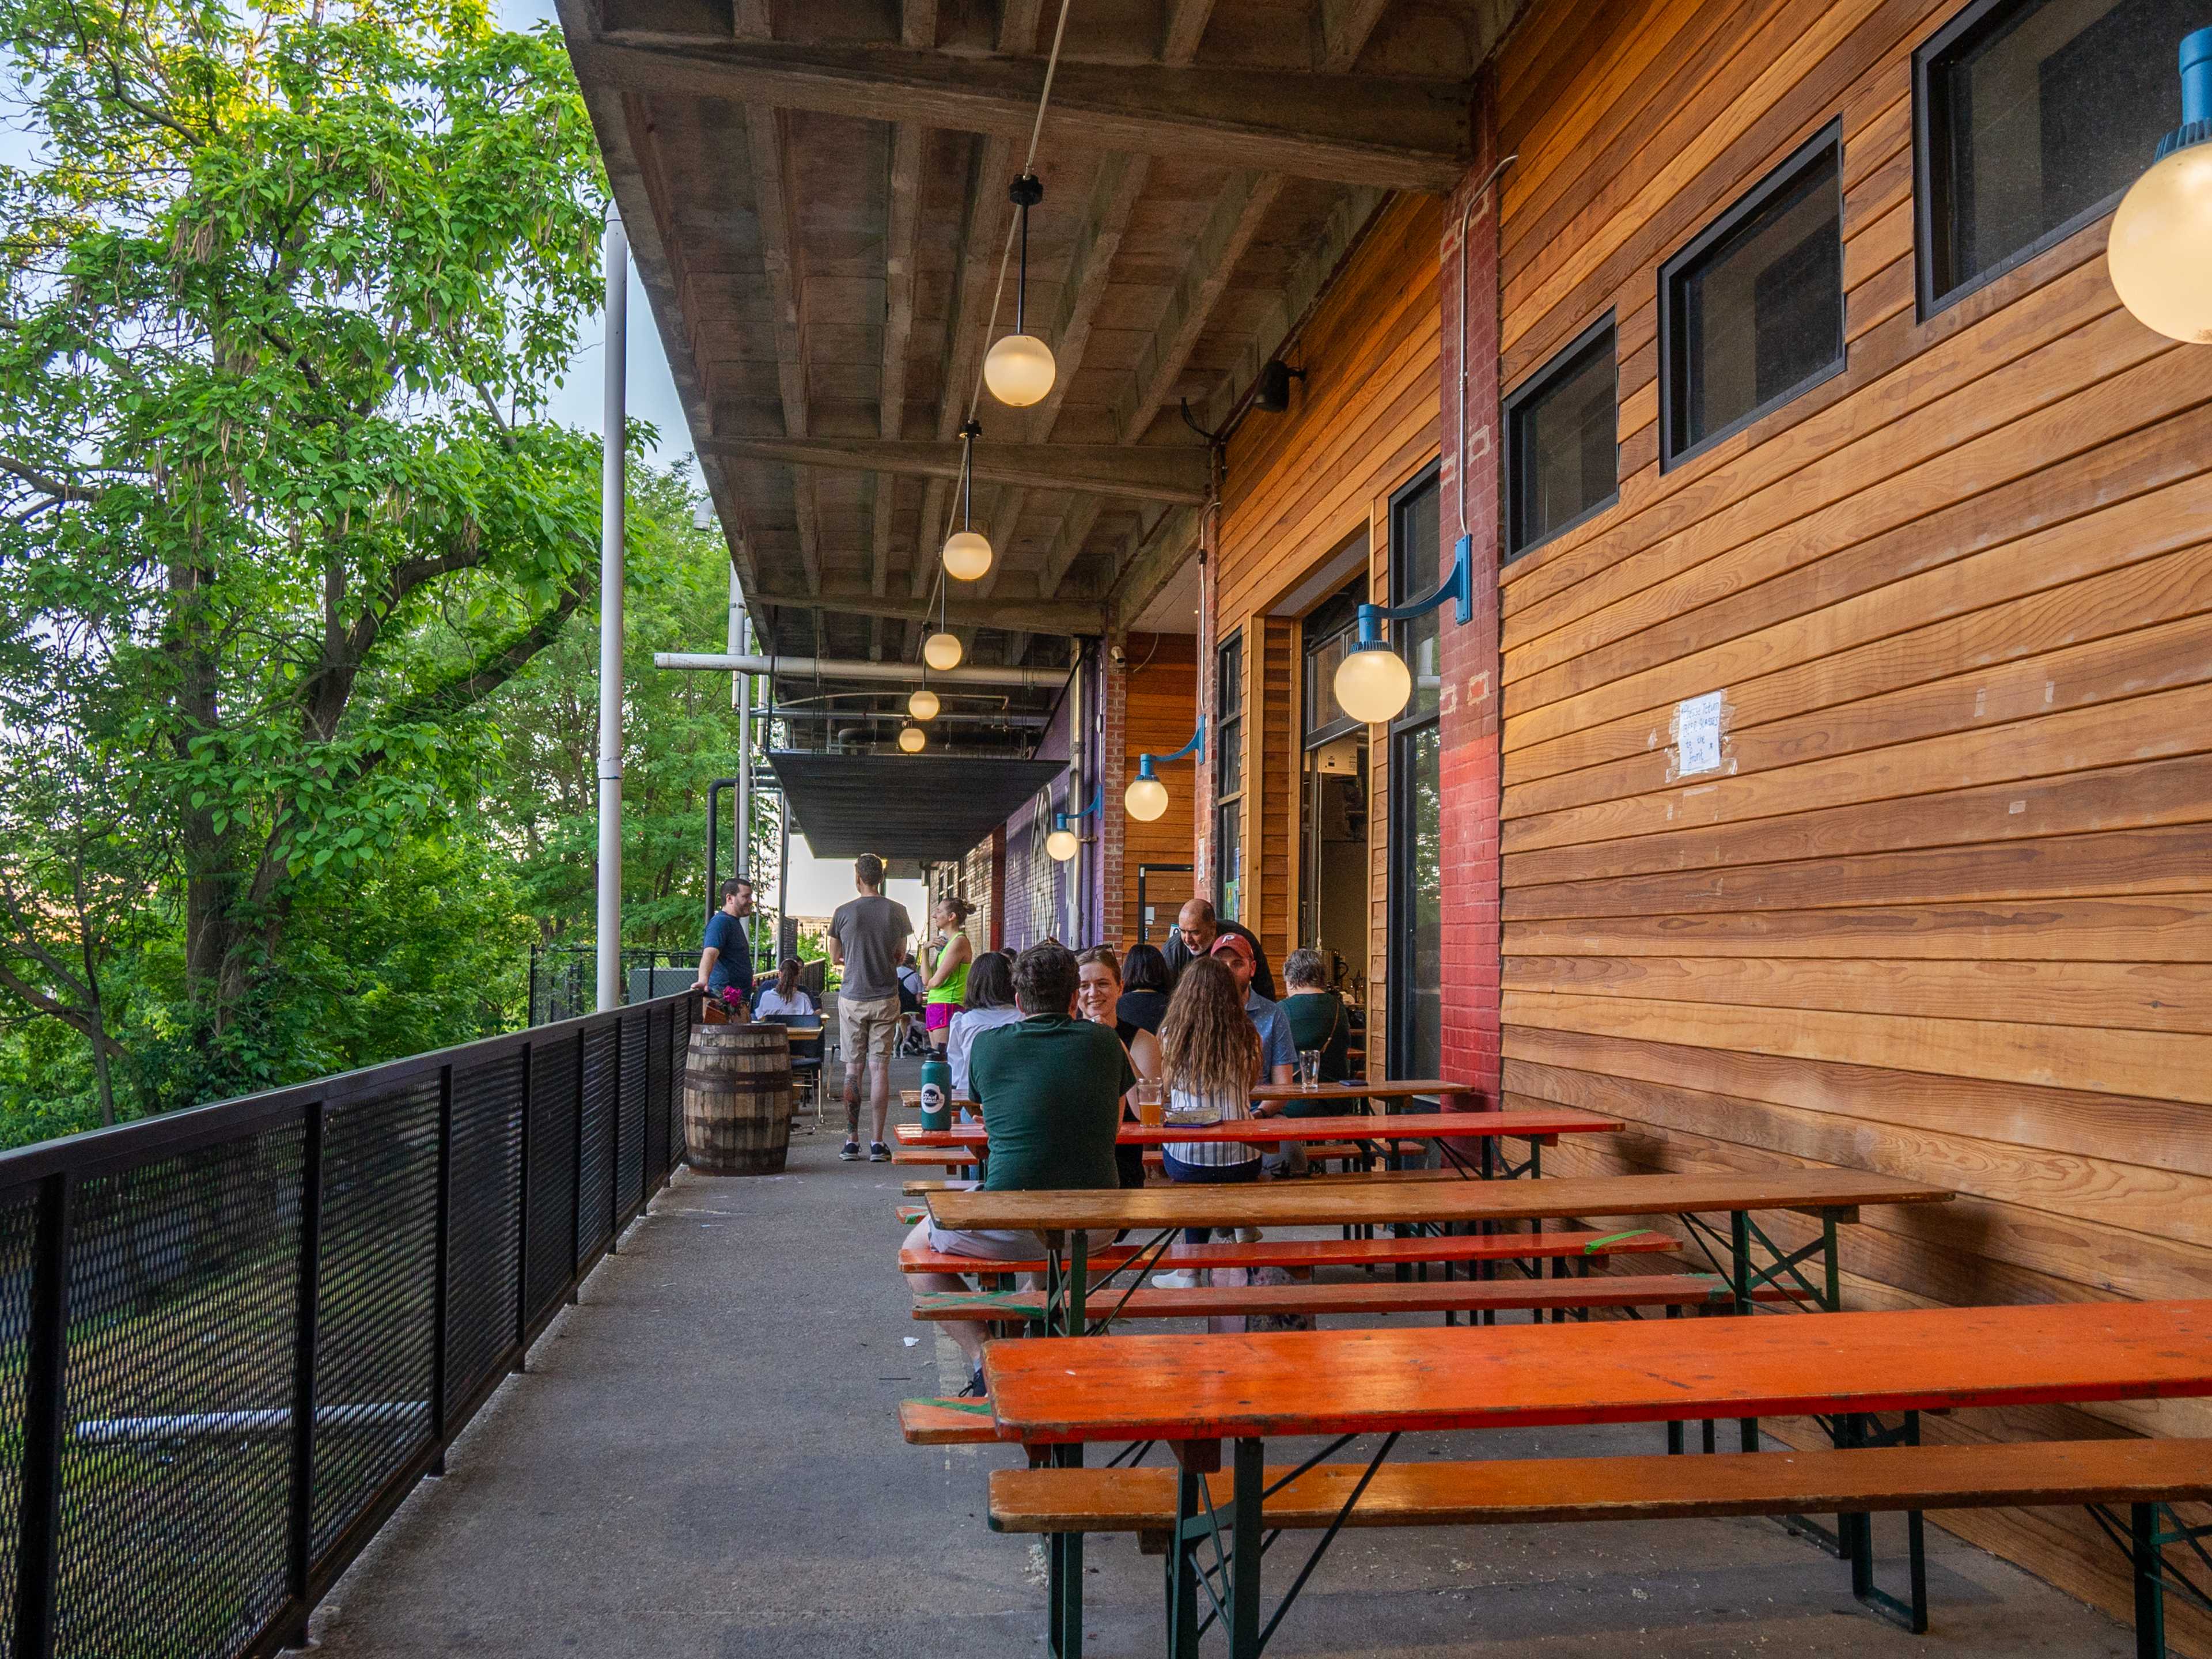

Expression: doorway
xmin=1298 ymin=573 xmax=1370 ymax=998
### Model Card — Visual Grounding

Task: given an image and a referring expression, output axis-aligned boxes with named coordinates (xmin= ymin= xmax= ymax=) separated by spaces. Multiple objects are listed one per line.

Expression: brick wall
xmin=1435 ymin=70 xmax=1504 ymax=1102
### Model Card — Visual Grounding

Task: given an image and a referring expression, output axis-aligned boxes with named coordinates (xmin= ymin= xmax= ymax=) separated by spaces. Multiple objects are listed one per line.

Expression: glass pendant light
xmin=908 ymin=685 xmax=940 ymax=721
xmin=941 ymin=419 xmax=993 ymax=580
xmin=984 ymin=173 xmax=1056 ymax=407
xmin=898 ymin=725 xmax=926 ymax=753
xmin=2108 ymin=30 xmax=2212 ymax=344
xmin=923 ymin=631 xmax=963 ymax=672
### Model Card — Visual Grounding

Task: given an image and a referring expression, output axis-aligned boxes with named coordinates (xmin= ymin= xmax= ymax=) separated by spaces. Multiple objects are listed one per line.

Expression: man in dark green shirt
xmin=900 ymin=942 xmax=1131 ymax=1393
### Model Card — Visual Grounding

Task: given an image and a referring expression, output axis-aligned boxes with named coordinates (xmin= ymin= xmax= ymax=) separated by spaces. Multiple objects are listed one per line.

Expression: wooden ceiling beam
xmin=696 ymin=434 xmax=1209 ymax=502
xmin=762 ymin=587 xmax=1106 ymax=633
xmin=1037 ymin=495 xmax=1104 ymax=601
xmin=874 ymin=119 xmax=925 ymax=596
xmin=1025 ymin=150 xmax=1150 ymax=441
xmin=573 ymin=40 xmax=1471 ymax=191
xmin=899 ymin=0 xmax=935 ymax=50
xmin=1117 ymin=169 xmax=1284 ymax=444
xmin=1160 ymin=0 xmax=1218 ymax=65
xmin=1315 ymin=0 xmax=1391 ymax=70
xmin=1104 ymin=503 xmax=1202 ymax=630
xmin=744 ymin=104 xmax=821 ymax=593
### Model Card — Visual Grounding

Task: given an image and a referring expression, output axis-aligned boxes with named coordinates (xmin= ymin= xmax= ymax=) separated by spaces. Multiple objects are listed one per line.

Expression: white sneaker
xmin=1152 ymin=1270 xmax=1199 ymax=1289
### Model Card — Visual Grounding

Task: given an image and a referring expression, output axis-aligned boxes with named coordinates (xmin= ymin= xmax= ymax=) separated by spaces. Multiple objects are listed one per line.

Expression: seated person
xmin=1076 ymin=944 xmax=1162 ymax=1191
xmin=753 ymin=957 xmax=817 ymax=1020
xmin=946 ymin=949 xmax=1021 ymax=1103
xmin=1277 ymin=948 xmax=1351 ymax=1111
xmin=902 ymin=942 xmax=1132 ymax=1396
xmin=1115 ymin=941 xmax=1172 ymax=1035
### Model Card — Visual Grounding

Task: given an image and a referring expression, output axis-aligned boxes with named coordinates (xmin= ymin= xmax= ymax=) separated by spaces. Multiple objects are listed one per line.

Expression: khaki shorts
xmin=839 ymin=992 xmax=903 ymax=1059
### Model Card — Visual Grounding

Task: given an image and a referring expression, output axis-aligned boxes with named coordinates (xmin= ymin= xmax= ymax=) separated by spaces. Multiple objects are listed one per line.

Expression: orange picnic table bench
xmin=982 ymin=1300 xmax=2212 ymax=1659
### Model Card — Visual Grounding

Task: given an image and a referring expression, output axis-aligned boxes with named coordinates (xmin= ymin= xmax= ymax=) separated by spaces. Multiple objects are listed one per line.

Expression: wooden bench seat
xmin=899 ymin=1165 xmax=1468 ymax=1198
xmin=914 ymin=1271 xmax=1740 ymax=1324
xmin=897 ymin=1397 xmax=1001 ymax=1445
xmin=987 ymin=1437 xmax=2212 ymax=1535
xmin=900 ymin=1227 xmax=1673 ymax=1278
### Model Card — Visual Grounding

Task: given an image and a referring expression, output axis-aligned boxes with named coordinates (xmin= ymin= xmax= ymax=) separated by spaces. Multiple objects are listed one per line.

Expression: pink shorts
xmin=925 ymin=1001 xmax=955 ymax=1033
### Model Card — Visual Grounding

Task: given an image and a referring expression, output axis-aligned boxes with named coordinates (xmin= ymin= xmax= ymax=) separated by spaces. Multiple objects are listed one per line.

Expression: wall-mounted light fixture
xmin=1253 ymin=359 xmax=1306 ymax=412
xmin=1045 ymin=790 xmax=1099 ymax=862
xmin=1125 ymin=719 xmax=1206 ymax=822
xmin=942 ymin=418 xmax=994 ymax=579
xmin=1332 ymin=533 xmax=1475 ymax=725
xmin=2109 ymin=29 xmax=2212 ymax=344
xmin=985 ymin=173 xmax=1056 ymax=407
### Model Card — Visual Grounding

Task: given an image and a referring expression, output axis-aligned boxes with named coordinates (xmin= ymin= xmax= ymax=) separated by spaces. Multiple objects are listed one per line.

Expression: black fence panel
xmin=575 ymin=1028 xmax=618 ymax=1265
xmin=524 ymin=1039 xmax=579 ymax=1330
xmin=445 ymin=1055 xmax=524 ymax=1422
xmin=310 ymin=1081 xmax=440 ymax=1556
xmin=54 ymin=1127 xmax=305 ymax=1658
xmin=617 ymin=1017 xmax=648 ymax=1222
xmin=0 ymin=993 xmax=693 ymax=1659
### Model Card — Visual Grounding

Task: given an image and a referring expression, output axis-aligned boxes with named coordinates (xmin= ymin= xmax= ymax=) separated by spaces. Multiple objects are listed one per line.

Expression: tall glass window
xmin=1387 ymin=468 xmax=1442 ymax=1082
xmin=1213 ymin=631 xmax=1244 ymax=923
xmin=1506 ymin=314 xmax=1618 ymax=559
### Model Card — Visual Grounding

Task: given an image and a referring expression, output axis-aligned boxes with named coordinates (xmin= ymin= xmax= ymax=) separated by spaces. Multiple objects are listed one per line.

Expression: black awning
xmin=766 ymin=751 xmax=1067 ymax=864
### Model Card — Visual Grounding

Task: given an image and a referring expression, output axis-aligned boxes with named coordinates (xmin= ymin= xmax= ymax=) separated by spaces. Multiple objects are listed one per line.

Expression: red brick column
xmin=1436 ymin=71 xmax=1504 ymax=1104
xmin=1099 ymin=635 xmax=1128 ymax=944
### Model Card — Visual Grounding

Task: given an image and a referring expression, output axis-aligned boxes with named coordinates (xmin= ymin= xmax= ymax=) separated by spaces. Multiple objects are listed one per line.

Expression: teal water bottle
xmin=918 ymin=1056 xmax=952 ymax=1132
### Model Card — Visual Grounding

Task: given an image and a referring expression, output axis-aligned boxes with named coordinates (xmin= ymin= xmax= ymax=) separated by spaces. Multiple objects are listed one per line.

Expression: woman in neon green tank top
xmin=923 ymin=895 xmax=975 ymax=1056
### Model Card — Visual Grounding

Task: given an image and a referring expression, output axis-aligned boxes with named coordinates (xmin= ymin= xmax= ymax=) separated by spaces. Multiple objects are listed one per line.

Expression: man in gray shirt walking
xmin=829 ymin=854 xmax=914 ymax=1160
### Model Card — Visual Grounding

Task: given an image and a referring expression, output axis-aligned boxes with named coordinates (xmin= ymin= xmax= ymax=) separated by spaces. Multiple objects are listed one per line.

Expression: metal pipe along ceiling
xmin=653 ymin=653 xmax=1071 ymax=690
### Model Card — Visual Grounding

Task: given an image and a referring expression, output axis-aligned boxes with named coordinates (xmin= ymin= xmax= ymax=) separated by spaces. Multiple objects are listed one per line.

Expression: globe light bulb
xmin=1334 ymin=645 xmax=1414 ymax=725
xmin=2109 ymin=139 xmax=2212 ymax=343
xmin=923 ymin=631 xmax=964 ymax=672
xmin=942 ymin=529 xmax=994 ymax=581
xmin=897 ymin=725 xmax=926 ymax=753
xmin=1125 ymin=774 xmax=1169 ymax=822
xmin=984 ymin=333 xmax=1056 ymax=407
xmin=1046 ymin=827 xmax=1079 ymax=862
xmin=907 ymin=687 xmax=940 ymax=721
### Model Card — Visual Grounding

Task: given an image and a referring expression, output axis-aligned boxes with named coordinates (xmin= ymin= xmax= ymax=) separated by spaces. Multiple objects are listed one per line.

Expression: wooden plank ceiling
xmin=556 ymin=0 xmax=1510 ymax=737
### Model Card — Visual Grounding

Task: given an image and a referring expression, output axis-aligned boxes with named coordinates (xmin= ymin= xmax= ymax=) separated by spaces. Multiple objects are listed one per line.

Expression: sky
xmin=0 ymin=0 xmax=894 ymax=948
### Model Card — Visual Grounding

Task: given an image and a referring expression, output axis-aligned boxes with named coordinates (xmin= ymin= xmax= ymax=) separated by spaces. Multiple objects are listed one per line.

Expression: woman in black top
xmin=1116 ymin=941 xmax=1172 ymax=1035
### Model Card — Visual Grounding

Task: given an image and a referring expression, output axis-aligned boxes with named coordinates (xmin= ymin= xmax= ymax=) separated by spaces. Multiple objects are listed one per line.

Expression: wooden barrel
xmin=683 ymin=1022 xmax=793 ymax=1175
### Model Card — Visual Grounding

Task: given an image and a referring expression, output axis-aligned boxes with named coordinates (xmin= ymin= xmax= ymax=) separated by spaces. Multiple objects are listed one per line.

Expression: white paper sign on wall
xmin=1675 ymin=690 xmax=1726 ymax=777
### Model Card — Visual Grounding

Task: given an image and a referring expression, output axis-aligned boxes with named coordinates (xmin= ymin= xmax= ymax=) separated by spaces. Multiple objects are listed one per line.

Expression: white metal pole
xmin=594 ymin=211 xmax=628 ymax=1014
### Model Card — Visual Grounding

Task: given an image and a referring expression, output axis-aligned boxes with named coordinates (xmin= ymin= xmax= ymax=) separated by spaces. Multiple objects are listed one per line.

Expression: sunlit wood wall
xmin=1493 ymin=0 xmax=2212 ymax=1642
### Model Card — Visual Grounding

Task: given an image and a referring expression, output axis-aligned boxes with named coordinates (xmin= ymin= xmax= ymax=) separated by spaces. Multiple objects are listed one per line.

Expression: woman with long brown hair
xmin=1153 ymin=954 xmax=1283 ymax=1287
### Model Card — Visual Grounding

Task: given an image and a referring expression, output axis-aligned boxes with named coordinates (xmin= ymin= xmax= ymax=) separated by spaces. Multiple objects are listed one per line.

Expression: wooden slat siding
xmin=1121 ymin=634 xmax=1198 ymax=945
xmin=1206 ymin=191 xmax=1440 ymax=992
xmin=1495 ymin=0 xmax=2212 ymax=1642
xmin=1252 ymin=617 xmax=1297 ymax=965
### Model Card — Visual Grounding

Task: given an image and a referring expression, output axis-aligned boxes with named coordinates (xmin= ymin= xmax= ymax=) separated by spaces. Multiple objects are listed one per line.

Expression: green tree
xmin=0 ymin=0 xmax=612 ymax=1103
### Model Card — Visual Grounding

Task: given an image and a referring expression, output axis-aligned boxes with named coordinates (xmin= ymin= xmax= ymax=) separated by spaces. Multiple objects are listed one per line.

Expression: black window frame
xmin=1503 ymin=309 xmax=1620 ymax=562
xmin=1211 ymin=630 xmax=1245 ymax=923
xmin=1912 ymin=0 xmax=2184 ymax=319
xmin=1658 ymin=120 xmax=1847 ymax=472
xmin=1384 ymin=464 xmax=1444 ymax=1088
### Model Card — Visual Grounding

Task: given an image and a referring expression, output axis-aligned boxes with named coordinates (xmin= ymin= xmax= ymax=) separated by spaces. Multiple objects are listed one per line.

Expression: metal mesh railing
xmin=0 ymin=991 xmax=694 ymax=1658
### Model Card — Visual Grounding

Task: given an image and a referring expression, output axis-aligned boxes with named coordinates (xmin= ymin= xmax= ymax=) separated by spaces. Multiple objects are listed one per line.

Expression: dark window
xmin=1917 ymin=0 xmax=2199 ymax=313
xmin=1660 ymin=124 xmax=1844 ymax=467
xmin=1386 ymin=467 xmax=1442 ymax=1085
xmin=1213 ymin=631 xmax=1244 ymax=922
xmin=1505 ymin=314 xmax=1618 ymax=558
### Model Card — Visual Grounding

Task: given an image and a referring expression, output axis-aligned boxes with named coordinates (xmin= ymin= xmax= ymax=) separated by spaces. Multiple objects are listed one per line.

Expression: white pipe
xmin=74 ymin=1402 xmax=427 ymax=1443
xmin=596 ymin=212 xmax=628 ymax=1015
xmin=1066 ymin=665 xmax=1085 ymax=944
xmin=732 ymin=586 xmax=751 ymax=883
xmin=654 ymin=652 xmax=1069 ymax=690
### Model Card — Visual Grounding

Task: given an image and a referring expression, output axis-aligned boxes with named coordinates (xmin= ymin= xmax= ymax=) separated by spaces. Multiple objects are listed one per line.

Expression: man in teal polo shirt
xmin=898 ymin=941 xmax=1132 ymax=1395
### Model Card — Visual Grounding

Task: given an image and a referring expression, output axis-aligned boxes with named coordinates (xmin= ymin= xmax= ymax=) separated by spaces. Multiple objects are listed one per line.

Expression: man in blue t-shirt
xmin=692 ymin=877 xmax=756 ymax=1010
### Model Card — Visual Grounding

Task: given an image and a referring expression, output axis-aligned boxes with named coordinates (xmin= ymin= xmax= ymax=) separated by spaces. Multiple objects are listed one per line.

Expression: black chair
xmin=760 ymin=1011 xmax=825 ymax=1123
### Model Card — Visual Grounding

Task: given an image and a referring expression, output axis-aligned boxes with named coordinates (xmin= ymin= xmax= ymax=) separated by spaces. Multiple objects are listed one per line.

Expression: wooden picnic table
xmin=895 ymin=1107 xmax=1617 ymax=1150
xmin=925 ymin=1169 xmax=1953 ymax=1338
xmin=983 ymin=1299 xmax=2212 ymax=1659
xmin=1249 ymin=1077 xmax=1478 ymax=1105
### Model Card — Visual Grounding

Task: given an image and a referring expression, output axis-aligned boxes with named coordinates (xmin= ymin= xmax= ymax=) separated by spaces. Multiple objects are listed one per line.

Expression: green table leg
xmin=1231 ymin=1436 xmax=1264 ymax=1659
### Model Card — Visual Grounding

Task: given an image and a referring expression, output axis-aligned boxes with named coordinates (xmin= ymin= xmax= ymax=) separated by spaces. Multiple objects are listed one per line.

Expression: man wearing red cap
xmin=1209 ymin=931 xmax=1297 ymax=1089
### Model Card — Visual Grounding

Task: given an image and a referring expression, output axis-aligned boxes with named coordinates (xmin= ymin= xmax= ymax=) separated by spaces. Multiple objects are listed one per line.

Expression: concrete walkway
xmin=313 ymin=1070 xmax=2134 ymax=1658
